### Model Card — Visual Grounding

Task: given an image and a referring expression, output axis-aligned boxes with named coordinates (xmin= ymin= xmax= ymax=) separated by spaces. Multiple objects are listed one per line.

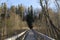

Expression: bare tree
xmin=54 ymin=0 xmax=60 ymax=28
xmin=39 ymin=0 xmax=60 ymax=40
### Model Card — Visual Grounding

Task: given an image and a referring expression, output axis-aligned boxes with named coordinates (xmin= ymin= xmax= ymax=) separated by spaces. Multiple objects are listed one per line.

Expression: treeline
xmin=0 ymin=3 xmax=40 ymax=40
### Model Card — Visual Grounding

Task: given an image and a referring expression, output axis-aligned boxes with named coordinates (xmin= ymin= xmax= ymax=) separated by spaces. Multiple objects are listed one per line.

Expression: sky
xmin=0 ymin=0 xmax=40 ymax=8
xmin=0 ymin=0 xmax=56 ymax=9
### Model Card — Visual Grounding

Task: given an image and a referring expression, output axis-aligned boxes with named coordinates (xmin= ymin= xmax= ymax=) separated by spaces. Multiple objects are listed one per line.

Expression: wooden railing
xmin=4 ymin=30 xmax=27 ymax=40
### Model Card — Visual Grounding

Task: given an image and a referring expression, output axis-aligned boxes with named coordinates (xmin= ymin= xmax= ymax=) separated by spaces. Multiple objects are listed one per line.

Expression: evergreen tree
xmin=26 ymin=5 xmax=34 ymax=29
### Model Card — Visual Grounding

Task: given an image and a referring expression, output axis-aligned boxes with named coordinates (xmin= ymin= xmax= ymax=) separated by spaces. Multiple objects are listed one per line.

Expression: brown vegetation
xmin=0 ymin=0 xmax=60 ymax=40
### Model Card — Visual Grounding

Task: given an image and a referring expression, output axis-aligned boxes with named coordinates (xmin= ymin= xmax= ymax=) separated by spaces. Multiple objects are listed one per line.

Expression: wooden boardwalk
xmin=4 ymin=29 xmax=55 ymax=40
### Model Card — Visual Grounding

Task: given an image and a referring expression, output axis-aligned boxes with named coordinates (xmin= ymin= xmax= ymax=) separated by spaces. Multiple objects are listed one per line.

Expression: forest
xmin=0 ymin=0 xmax=60 ymax=40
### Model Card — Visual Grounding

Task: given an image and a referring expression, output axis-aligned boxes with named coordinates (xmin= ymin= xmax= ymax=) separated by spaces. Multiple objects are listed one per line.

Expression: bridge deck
xmin=4 ymin=29 xmax=55 ymax=40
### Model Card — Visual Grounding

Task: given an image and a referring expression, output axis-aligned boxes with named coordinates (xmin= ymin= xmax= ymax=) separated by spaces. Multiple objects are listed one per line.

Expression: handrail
xmin=4 ymin=30 xmax=27 ymax=40
xmin=38 ymin=32 xmax=55 ymax=40
xmin=34 ymin=30 xmax=55 ymax=40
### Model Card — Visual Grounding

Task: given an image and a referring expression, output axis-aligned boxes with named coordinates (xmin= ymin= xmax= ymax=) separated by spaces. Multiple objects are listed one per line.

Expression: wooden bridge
xmin=4 ymin=29 xmax=55 ymax=40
